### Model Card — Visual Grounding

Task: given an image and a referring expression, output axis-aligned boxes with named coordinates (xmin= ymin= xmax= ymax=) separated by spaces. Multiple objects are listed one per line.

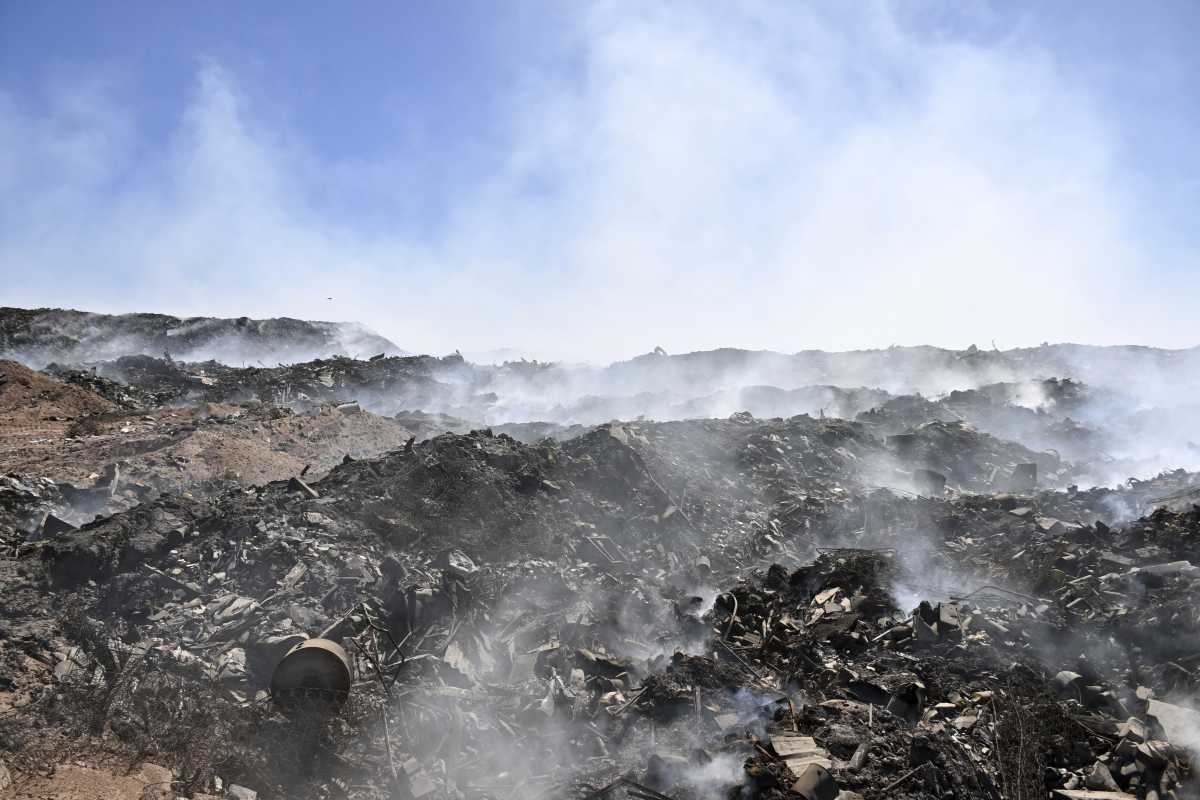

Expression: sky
xmin=1 ymin=0 xmax=1198 ymax=362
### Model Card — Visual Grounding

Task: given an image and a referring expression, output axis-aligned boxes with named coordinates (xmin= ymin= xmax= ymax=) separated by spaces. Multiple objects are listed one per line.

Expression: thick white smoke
xmin=2 ymin=3 xmax=1197 ymax=361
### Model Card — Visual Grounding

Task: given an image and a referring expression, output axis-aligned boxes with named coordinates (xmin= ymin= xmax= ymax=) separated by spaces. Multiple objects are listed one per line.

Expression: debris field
xmin=1 ymin=311 xmax=1198 ymax=800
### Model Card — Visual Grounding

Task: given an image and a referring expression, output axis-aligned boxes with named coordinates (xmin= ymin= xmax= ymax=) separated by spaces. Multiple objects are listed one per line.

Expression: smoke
xmin=6 ymin=4 xmax=1200 ymax=490
xmin=2 ymin=3 xmax=1197 ymax=361
xmin=679 ymin=752 xmax=749 ymax=800
xmin=1156 ymin=696 xmax=1200 ymax=757
xmin=4 ymin=313 xmax=401 ymax=369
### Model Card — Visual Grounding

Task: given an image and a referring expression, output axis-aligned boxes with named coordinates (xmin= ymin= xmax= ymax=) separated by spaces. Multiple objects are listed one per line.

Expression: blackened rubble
xmin=0 ymin=410 xmax=1196 ymax=800
xmin=16 ymin=338 xmax=1196 ymax=530
xmin=1 ymin=322 xmax=1200 ymax=799
xmin=0 ymin=307 xmax=401 ymax=366
xmin=44 ymin=353 xmax=469 ymax=414
xmin=29 ymin=343 xmax=1200 ymax=483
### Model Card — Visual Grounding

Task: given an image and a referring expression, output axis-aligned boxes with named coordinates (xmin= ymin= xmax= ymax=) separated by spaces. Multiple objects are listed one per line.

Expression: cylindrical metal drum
xmin=269 ymin=638 xmax=352 ymax=711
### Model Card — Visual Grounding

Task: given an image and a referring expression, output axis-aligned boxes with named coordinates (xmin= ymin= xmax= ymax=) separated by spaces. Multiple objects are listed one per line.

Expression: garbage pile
xmin=27 ymin=339 xmax=1200 ymax=494
xmin=856 ymin=378 xmax=1108 ymax=465
xmin=0 ymin=473 xmax=70 ymax=546
xmin=1 ymin=406 xmax=1196 ymax=800
xmin=43 ymin=353 xmax=473 ymax=415
xmin=45 ymin=362 xmax=171 ymax=409
xmin=3 ymin=317 xmax=1200 ymax=799
xmin=1 ymin=361 xmax=420 ymax=515
xmin=0 ymin=307 xmax=400 ymax=366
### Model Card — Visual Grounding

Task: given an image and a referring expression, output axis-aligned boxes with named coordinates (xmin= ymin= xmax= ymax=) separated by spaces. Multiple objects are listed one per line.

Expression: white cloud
xmin=0 ymin=2 xmax=1192 ymax=361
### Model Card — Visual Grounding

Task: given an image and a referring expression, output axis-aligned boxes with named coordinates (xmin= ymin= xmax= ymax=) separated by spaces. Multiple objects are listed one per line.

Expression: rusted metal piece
xmin=270 ymin=638 xmax=353 ymax=712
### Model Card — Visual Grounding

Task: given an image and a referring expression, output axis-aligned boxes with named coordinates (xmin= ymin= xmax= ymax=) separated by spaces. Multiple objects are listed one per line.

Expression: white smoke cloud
xmin=0 ymin=2 xmax=1194 ymax=362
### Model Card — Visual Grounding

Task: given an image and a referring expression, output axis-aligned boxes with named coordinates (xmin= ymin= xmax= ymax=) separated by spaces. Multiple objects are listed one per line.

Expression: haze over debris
xmin=3 ymin=2 xmax=1200 ymax=798
xmin=0 ymin=307 xmax=1198 ymax=800
xmin=0 ymin=307 xmax=404 ymax=367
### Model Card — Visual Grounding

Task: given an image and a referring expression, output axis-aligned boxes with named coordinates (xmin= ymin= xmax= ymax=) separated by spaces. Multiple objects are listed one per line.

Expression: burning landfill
xmin=1 ymin=307 xmax=1199 ymax=800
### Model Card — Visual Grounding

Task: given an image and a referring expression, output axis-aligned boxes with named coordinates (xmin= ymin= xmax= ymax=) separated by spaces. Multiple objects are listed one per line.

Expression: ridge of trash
xmin=0 ymin=315 xmax=1198 ymax=799
xmin=2 ymin=413 xmax=1198 ymax=798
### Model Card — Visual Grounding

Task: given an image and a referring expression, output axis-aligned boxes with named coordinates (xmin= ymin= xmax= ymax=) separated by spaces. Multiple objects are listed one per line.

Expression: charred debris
xmin=1 ymin=330 xmax=1199 ymax=799
xmin=0 ymin=307 xmax=402 ymax=367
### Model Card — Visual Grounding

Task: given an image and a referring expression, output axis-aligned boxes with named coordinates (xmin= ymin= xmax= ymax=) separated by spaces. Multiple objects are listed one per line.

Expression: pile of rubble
xmin=44 ymin=353 xmax=471 ymax=415
xmin=0 ymin=409 xmax=1196 ymax=799
xmin=24 ymin=342 xmax=1200 ymax=500
xmin=2 ymin=315 xmax=1199 ymax=799
xmin=856 ymin=378 xmax=1108 ymax=465
xmin=0 ymin=307 xmax=400 ymax=366
xmin=1 ymin=361 xmax=422 ymax=527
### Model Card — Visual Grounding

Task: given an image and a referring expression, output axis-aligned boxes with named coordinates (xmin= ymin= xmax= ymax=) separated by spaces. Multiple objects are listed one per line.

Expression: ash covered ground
xmin=1 ymin=307 xmax=1199 ymax=800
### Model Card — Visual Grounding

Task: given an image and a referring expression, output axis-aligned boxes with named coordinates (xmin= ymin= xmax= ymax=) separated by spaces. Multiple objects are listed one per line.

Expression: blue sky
xmin=1 ymin=1 xmax=1198 ymax=360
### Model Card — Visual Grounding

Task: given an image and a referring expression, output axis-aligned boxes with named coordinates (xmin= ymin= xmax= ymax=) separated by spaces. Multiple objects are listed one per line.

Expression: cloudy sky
xmin=2 ymin=1 xmax=1198 ymax=361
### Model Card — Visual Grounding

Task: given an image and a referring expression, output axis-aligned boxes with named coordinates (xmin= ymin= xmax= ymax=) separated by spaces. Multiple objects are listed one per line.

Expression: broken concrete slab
xmin=771 ymin=734 xmax=832 ymax=769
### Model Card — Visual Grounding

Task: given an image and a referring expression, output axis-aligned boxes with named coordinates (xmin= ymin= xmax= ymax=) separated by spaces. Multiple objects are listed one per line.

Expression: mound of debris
xmin=1 ymin=362 xmax=422 ymax=531
xmin=0 ymin=359 xmax=118 ymax=423
xmin=1 ymin=401 xmax=416 ymax=519
xmin=0 ymin=307 xmax=402 ymax=367
xmin=45 ymin=353 xmax=472 ymax=416
xmin=1 ymin=405 xmax=1196 ymax=799
xmin=45 ymin=362 xmax=174 ymax=409
xmin=13 ymin=330 xmax=1197 ymax=487
xmin=3 ymin=306 xmax=1200 ymax=800
xmin=855 ymin=380 xmax=1103 ymax=462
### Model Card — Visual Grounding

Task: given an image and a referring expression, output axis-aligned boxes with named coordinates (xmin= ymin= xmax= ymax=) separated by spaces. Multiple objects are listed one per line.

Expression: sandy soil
xmin=1 ymin=362 xmax=414 ymax=496
xmin=1 ymin=762 xmax=183 ymax=799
